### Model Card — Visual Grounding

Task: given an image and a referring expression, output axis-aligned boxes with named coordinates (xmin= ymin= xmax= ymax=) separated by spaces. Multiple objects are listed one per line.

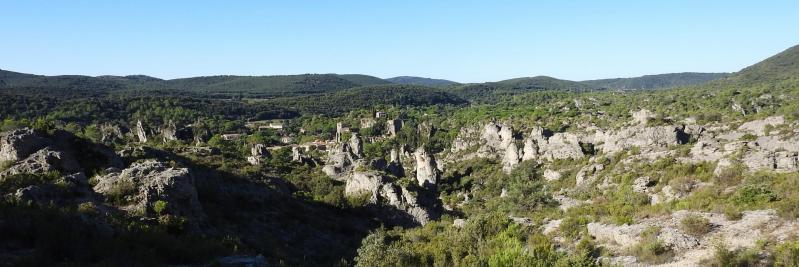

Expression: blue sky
xmin=1 ymin=1 xmax=798 ymax=83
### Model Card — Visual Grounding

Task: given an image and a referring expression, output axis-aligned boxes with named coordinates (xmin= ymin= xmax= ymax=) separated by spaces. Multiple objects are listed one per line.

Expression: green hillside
xmin=263 ymin=84 xmax=467 ymax=115
xmin=723 ymin=44 xmax=799 ymax=86
xmin=386 ymin=76 xmax=459 ymax=86
xmin=582 ymin=72 xmax=729 ymax=90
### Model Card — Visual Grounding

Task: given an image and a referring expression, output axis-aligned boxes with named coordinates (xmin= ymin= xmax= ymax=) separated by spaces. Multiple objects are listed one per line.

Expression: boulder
xmin=160 ymin=120 xmax=178 ymax=143
xmin=543 ymin=169 xmax=562 ymax=181
xmin=632 ymin=109 xmax=655 ymax=125
xmin=344 ymin=171 xmax=384 ymax=203
xmin=100 ymin=123 xmax=124 ymax=144
xmin=349 ymin=133 xmax=363 ymax=158
xmin=502 ymin=142 xmax=521 ymax=173
xmin=414 ymin=147 xmax=438 ymax=186
xmin=0 ymin=147 xmax=80 ymax=179
xmin=247 ymin=144 xmax=270 ymax=165
xmin=135 ymin=120 xmax=148 ymax=143
xmin=521 ymin=138 xmax=539 ymax=161
xmin=0 ymin=128 xmax=50 ymax=162
xmin=598 ymin=125 xmax=688 ymax=155
xmin=322 ymin=144 xmax=355 ymax=181
xmin=575 ymin=164 xmax=604 ymax=187
xmin=93 ymin=160 xmax=206 ymax=222
xmin=539 ymin=133 xmax=585 ymax=161
xmin=738 ymin=116 xmax=784 ymax=136
xmin=632 ymin=176 xmax=654 ymax=193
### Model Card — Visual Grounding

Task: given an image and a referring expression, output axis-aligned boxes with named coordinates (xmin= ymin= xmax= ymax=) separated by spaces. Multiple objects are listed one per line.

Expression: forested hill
xmin=721 ymin=44 xmax=799 ymax=86
xmin=581 ymin=72 xmax=729 ymax=90
xmin=0 ymin=70 xmax=393 ymax=98
xmin=386 ymin=76 xmax=459 ymax=86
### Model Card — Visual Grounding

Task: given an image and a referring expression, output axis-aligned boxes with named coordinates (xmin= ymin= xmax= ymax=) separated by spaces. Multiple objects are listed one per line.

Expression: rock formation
xmin=349 ymin=133 xmax=363 ymax=158
xmin=100 ymin=123 xmax=124 ymax=144
xmin=247 ymin=144 xmax=270 ymax=165
xmin=0 ymin=128 xmax=50 ymax=162
xmin=136 ymin=120 xmax=148 ymax=143
xmin=161 ymin=120 xmax=178 ymax=143
xmin=93 ymin=160 xmax=206 ymax=222
xmin=414 ymin=146 xmax=438 ymax=186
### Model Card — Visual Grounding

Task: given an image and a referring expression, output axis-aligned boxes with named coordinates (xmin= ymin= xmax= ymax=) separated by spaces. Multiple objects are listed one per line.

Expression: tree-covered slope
xmin=262 ymin=84 xmax=467 ymax=115
xmin=582 ymin=72 xmax=729 ymax=90
xmin=386 ymin=76 xmax=459 ymax=86
xmin=722 ymin=44 xmax=799 ymax=86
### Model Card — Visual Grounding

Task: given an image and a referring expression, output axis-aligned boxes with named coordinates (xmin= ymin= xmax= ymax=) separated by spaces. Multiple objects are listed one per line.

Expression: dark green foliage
xmin=386 ymin=76 xmax=459 ymax=86
xmin=0 ymin=201 xmax=232 ymax=266
xmin=582 ymin=72 xmax=728 ymax=90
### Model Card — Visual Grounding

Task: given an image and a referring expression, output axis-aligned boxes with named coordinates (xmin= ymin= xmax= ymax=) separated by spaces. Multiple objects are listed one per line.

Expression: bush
xmin=701 ymin=243 xmax=760 ymax=267
xmin=0 ymin=160 xmax=12 ymax=172
xmin=732 ymin=184 xmax=778 ymax=207
xmin=681 ymin=215 xmax=712 ymax=237
xmin=629 ymin=226 xmax=673 ymax=264
xmin=153 ymin=200 xmax=168 ymax=215
xmin=105 ymin=179 xmax=137 ymax=205
xmin=775 ymin=240 xmax=799 ymax=267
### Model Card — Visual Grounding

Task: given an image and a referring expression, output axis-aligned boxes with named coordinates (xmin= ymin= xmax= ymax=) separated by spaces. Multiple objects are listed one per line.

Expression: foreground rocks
xmin=586 ymin=210 xmax=798 ymax=266
xmin=93 ymin=160 xmax=207 ymax=224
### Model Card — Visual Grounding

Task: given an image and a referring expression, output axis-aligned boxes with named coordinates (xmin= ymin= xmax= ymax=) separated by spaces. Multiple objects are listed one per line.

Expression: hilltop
xmin=582 ymin=72 xmax=729 ymax=90
xmin=386 ymin=76 xmax=459 ymax=86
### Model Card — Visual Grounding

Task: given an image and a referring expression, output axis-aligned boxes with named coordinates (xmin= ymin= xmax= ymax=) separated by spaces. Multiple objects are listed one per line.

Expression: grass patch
xmin=680 ymin=215 xmax=711 ymax=237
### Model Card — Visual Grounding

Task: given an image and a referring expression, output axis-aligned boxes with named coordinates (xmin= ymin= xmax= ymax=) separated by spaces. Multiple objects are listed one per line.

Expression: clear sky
xmin=1 ymin=1 xmax=798 ymax=83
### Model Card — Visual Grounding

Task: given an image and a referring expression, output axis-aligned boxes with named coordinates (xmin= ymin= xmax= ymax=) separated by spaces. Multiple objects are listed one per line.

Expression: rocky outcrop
xmin=0 ymin=147 xmax=80 ymax=179
xmin=349 ymin=133 xmax=363 ymax=158
xmin=322 ymin=144 xmax=356 ymax=181
xmin=414 ymin=147 xmax=438 ymax=186
xmin=539 ymin=132 xmax=585 ymax=160
xmin=738 ymin=116 xmax=784 ymax=136
xmin=135 ymin=120 xmax=148 ymax=143
xmin=477 ymin=122 xmax=514 ymax=158
xmin=587 ymin=209 xmax=798 ymax=266
xmin=543 ymin=169 xmax=561 ymax=181
xmin=597 ymin=125 xmax=689 ymax=155
xmin=575 ymin=163 xmax=604 ymax=187
xmin=386 ymin=119 xmax=402 ymax=137
xmin=502 ymin=142 xmax=521 ymax=173
xmin=632 ymin=109 xmax=655 ymax=125
xmin=160 ymin=120 xmax=178 ymax=143
xmin=247 ymin=144 xmax=270 ymax=165
xmin=100 ymin=123 xmax=124 ymax=144
xmin=93 ymin=160 xmax=206 ymax=222
xmin=521 ymin=138 xmax=539 ymax=161
xmin=0 ymin=128 xmax=50 ymax=162
xmin=344 ymin=171 xmax=434 ymax=225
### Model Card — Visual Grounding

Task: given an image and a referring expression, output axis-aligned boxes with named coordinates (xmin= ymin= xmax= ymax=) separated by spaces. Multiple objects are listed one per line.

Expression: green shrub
xmin=741 ymin=134 xmax=758 ymax=141
xmin=701 ymin=243 xmax=761 ymax=267
xmin=628 ymin=226 xmax=673 ymax=264
xmin=680 ymin=215 xmax=712 ymax=237
xmin=775 ymin=240 xmax=799 ymax=267
xmin=346 ymin=192 xmax=373 ymax=208
xmin=0 ymin=160 xmax=12 ymax=172
xmin=77 ymin=202 xmax=98 ymax=215
xmin=105 ymin=179 xmax=137 ymax=205
xmin=732 ymin=184 xmax=778 ymax=207
xmin=0 ymin=172 xmax=61 ymax=194
xmin=153 ymin=200 xmax=168 ymax=215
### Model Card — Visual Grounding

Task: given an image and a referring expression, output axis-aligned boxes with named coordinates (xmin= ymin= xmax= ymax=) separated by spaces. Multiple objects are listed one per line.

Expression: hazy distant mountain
xmin=581 ymin=72 xmax=729 ymax=90
xmin=495 ymin=76 xmax=593 ymax=91
xmin=386 ymin=76 xmax=459 ymax=86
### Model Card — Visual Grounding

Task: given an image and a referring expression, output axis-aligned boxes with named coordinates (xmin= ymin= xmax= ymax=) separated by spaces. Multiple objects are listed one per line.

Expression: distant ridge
xmin=386 ymin=76 xmax=459 ymax=86
xmin=581 ymin=72 xmax=729 ymax=90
